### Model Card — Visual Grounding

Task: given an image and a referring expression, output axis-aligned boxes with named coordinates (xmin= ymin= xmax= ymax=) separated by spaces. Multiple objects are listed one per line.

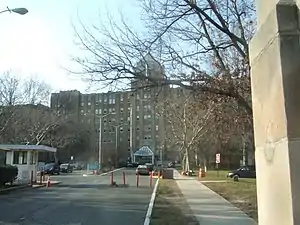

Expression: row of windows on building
xmin=101 ymin=134 xmax=159 ymax=143
xmin=81 ymin=105 xmax=153 ymax=116
xmin=81 ymin=92 xmax=151 ymax=103
xmin=12 ymin=151 xmax=36 ymax=165
xmin=83 ymin=114 xmax=157 ymax=125
xmin=102 ymin=125 xmax=159 ymax=133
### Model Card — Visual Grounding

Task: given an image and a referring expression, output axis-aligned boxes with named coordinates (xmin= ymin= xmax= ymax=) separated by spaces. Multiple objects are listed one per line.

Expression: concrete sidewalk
xmin=174 ymin=170 xmax=257 ymax=225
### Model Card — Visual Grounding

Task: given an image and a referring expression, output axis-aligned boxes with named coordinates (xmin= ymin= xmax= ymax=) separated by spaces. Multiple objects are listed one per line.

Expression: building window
xmin=137 ymin=116 xmax=140 ymax=120
xmin=88 ymin=102 xmax=91 ymax=106
xmin=144 ymin=105 xmax=151 ymax=111
xmin=121 ymin=94 xmax=124 ymax=102
xmin=109 ymin=108 xmax=112 ymax=113
xmin=81 ymin=102 xmax=84 ymax=106
xmin=156 ymin=125 xmax=159 ymax=131
xmin=95 ymin=109 xmax=99 ymax=114
xmin=112 ymin=108 xmax=115 ymax=113
xmin=99 ymin=109 xmax=102 ymax=114
xmin=104 ymin=109 xmax=107 ymax=114
xmin=104 ymin=129 xmax=106 ymax=133
xmin=120 ymin=118 xmax=124 ymax=122
xmin=137 ymin=106 xmax=140 ymax=111
xmin=80 ymin=109 xmax=84 ymax=114
xmin=13 ymin=151 xmax=27 ymax=165
xmin=120 ymin=108 xmax=124 ymax=113
xmin=148 ymin=126 xmax=151 ymax=130
xmin=137 ymin=127 xmax=139 ymax=131
xmin=120 ymin=127 xmax=123 ymax=132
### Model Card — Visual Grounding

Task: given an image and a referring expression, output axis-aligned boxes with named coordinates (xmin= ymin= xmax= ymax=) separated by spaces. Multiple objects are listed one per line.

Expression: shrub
xmin=0 ymin=165 xmax=18 ymax=186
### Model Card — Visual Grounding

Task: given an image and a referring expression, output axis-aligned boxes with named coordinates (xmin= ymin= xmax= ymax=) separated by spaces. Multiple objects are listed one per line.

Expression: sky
xmin=0 ymin=0 xmax=143 ymax=93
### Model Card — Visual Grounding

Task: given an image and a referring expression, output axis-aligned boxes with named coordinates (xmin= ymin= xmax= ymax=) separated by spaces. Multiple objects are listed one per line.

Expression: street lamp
xmin=111 ymin=121 xmax=129 ymax=168
xmin=0 ymin=7 xmax=28 ymax=15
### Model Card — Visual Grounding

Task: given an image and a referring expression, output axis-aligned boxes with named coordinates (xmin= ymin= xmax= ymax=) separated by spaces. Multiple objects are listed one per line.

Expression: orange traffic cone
xmin=47 ymin=176 xmax=51 ymax=187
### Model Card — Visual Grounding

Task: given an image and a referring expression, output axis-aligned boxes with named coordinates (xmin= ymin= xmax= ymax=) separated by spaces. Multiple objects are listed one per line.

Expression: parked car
xmin=132 ymin=162 xmax=140 ymax=168
xmin=44 ymin=163 xmax=60 ymax=175
xmin=136 ymin=165 xmax=150 ymax=175
xmin=60 ymin=163 xmax=73 ymax=173
xmin=145 ymin=163 xmax=154 ymax=172
xmin=126 ymin=162 xmax=133 ymax=167
xmin=227 ymin=166 xmax=256 ymax=178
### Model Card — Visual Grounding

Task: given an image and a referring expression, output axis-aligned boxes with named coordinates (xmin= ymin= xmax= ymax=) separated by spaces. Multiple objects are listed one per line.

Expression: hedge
xmin=0 ymin=165 xmax=18 ymax=186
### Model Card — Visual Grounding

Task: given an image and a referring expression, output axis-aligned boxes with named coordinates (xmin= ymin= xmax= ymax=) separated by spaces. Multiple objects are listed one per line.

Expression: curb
xmin=0 ymin=184 xmax=30 ymax=195
xmin=0 ymin=181 xmax=62 ymax=195
xmin=143 ymin=178 xmax=160 ymax=225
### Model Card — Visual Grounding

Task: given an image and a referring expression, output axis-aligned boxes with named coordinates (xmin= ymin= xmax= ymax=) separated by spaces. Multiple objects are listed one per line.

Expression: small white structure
xmin=134 ymin=145 xmax=154 ymax=164
xmin=0 ymin=144 xmax=57 ymax=184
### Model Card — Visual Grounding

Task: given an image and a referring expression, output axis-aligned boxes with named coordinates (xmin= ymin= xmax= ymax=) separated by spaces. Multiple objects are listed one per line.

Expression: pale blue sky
xmin=0 ymin=0 xmax=143 ymax=93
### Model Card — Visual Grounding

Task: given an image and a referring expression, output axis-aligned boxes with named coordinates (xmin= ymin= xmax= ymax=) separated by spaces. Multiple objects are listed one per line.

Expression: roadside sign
xmin=216 ymin=153 xmax=221 ymax=164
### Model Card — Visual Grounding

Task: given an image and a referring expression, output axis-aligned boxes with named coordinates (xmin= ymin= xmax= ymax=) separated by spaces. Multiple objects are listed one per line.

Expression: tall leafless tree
xmin=73 ymin=0 xmax=255 ymax=116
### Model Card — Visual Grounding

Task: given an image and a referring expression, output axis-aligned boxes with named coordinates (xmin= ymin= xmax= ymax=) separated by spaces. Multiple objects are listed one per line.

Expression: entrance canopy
xmin=134 ymin=145 xmax=153 ymax=157
xmin=0 ymin=144 xmax=56 ymax=152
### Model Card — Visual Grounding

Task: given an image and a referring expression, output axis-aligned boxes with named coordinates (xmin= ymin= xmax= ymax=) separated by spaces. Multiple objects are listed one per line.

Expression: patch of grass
xmin=204 ymin=179 xmax=257 ymax=221
xmin=150 ymin=179 xmax=198 ymax=225
xmin=197 ymin=170 xmax=229 ymax=181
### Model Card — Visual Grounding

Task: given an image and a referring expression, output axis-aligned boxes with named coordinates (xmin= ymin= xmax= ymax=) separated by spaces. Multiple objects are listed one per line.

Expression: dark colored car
xmin=136 ymin=165 xmax=150 ymax=175
xmin=126 ymin=162 xmax=133 ymax=167
xmin=132 ymin=162 xmax=140 ymax=168
xmin=44 ymin=163 xmax=60 ymax=175
xmin=60 ymin=164 xmax=73 ymax=173
xmin=227 ymin=166 xmax=256 ymax=178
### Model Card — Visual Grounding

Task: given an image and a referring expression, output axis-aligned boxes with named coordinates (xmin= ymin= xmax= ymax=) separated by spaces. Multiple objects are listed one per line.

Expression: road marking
xmin=143 ymin=178 xmax=160 ymax=225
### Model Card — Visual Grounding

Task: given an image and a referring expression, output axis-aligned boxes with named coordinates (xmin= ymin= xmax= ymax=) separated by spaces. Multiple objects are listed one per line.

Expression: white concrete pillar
xmin=250 ymin=1 xmax=300 ymax=224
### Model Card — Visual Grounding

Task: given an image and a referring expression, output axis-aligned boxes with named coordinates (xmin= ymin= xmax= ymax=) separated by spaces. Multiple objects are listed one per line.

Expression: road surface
xmin=0 ymin=168 xmax=156 ymax=225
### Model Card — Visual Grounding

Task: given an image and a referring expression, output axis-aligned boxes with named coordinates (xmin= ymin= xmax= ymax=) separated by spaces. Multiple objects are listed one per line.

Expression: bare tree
xmin=23 ymin=76 xmax=52 ymax=105
xmin=0 ymin=71 xmax=22 ymax=106
xmin=158 ymin=88 xmax=215 ymax=171
xmin=73 ymin=0 xmax=255 ymax=116
xmin=0 ymin=71 xmax=52 ymax=138
xmin=0 ymin=71 xmax=52 ymax=106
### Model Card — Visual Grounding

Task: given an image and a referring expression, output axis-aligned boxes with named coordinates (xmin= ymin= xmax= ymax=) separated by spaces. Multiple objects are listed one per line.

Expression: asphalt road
xmin=0 ymin=168 xmax=157 ymax=225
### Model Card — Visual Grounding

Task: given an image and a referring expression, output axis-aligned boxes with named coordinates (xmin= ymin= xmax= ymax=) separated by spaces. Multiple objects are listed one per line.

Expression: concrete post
xmin=250 ymin=1 xmax=300 ymax=224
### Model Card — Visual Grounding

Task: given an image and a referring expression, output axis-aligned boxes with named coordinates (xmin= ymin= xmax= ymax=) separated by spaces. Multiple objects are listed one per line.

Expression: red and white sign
xmin=216 ymin=153 xmax=221 ymax=164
